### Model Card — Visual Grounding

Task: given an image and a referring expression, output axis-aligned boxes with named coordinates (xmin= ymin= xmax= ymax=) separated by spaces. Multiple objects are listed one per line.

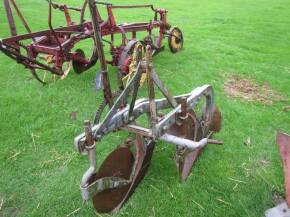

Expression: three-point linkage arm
xmin=88 ymin=0 xmax=114 ymax=107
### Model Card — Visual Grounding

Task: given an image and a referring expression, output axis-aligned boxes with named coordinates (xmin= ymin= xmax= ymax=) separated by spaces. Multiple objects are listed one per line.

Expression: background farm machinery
xmin=0 ymin=0 xmax=183 ymax=85
xmin=73 ymin=0 xmax=223 ymax=213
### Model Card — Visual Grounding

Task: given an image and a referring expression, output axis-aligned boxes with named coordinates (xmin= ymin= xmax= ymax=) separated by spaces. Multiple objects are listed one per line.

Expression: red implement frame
xmin=0 ymin=0 xmax=182 ymax=84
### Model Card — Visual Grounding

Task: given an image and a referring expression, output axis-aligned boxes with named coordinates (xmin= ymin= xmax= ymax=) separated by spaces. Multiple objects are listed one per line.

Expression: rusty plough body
xmin=0 ymin=0 xmax=183 ymax=85
xmin=75 ymin=57 xmax=222 ymax=213
xmin=73 ymin=1 xmax=222 ymax=213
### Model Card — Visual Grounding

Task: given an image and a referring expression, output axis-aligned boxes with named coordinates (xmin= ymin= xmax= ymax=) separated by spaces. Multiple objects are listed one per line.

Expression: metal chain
xmin=93 ymin=90 xmax=123 ymax=124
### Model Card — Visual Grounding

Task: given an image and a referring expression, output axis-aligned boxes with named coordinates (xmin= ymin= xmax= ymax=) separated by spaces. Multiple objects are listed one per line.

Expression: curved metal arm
xmin=48 ymin=0 xmax=63 ymax=55
xmin=80 ymin=0 xmax=88 ymax=24
xmin=46 ymin=0 xmax=82 ymax=12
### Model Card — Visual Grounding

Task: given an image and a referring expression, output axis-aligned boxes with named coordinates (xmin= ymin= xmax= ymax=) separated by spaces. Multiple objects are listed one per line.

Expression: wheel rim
xmin=30 ymin=54 xmax=72 ymax=84
xmin=168 ymin=27 xmax=183 ymax=53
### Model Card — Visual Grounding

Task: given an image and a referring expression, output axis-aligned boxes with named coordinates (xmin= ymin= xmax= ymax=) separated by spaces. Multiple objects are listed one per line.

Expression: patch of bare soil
xmin=0 ymin=195 xmax=20 ymax=217
xmin=224 ymin=75 xmax=284 ymax=104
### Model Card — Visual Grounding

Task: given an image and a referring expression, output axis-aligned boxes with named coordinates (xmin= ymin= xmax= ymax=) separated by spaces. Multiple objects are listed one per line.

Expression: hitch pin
xmin=206 ymin=131 xmax=223 ymax=145
xmin=207 ymin=139 xmax=223 ymax=145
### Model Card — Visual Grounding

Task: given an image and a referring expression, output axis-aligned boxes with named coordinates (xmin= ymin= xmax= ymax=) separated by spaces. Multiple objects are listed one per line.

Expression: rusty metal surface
xmin=167 ymin=109 xmax=203 ymax=182
xmin=113 ymin=137 xmax=155 ymax=212
xmin=146 ymin=46 xmax=158 ymax=136
xmin=91 ymin=146 xmax=134 ymax=213
xmin=167 ymin=105 xmax=222 ymax=182
xmin=72 ymin=49 xmax=98 ymax=74
xmin=277 ymin=132 xmax=290 ymax=207
xmin=84 ymin=121 xmax=95 ymax=147
xmin=209 ymin=106 xmax=222 ymax=133
xmin=90 ymin=137 xmax=155 ymax=213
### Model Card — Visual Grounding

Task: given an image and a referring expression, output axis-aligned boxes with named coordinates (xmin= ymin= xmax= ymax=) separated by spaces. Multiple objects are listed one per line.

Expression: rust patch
xmin=224 ymin=75 xmax=284 ymax=104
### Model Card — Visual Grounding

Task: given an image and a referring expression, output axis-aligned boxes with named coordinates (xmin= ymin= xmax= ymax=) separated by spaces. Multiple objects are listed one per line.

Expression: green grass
xmin=0 ymin=0 xmax=290 ymax=216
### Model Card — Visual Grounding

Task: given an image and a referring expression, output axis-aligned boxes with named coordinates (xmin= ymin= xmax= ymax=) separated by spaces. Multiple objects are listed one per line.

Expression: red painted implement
xmin=0 ymin=0 xmax=183 ymax=85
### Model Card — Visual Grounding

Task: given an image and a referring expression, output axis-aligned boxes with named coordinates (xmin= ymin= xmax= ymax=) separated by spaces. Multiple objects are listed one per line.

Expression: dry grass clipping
xmin=224 ymin=76 xmax=284 ymax=104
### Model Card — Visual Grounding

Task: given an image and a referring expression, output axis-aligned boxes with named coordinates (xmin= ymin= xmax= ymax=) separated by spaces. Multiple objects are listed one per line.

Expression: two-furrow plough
xmin=73 ymin=0 xmax=223 ymax=213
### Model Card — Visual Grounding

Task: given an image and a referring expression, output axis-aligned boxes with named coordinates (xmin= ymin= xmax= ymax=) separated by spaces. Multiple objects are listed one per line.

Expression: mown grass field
xmin=0 ymin=0 xmax=290 ymax=216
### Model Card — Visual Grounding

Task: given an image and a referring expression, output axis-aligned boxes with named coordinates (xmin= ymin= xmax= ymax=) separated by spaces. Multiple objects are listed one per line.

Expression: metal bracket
xmin=81 ymin=177 xmax=130 ymax=201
